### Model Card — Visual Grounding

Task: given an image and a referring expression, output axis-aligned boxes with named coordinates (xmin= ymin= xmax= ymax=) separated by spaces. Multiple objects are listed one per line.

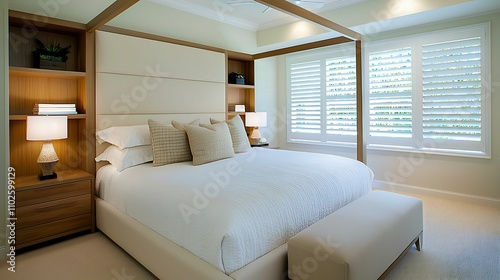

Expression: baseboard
xmin=373 ymin=180 xmax=500 ymax=208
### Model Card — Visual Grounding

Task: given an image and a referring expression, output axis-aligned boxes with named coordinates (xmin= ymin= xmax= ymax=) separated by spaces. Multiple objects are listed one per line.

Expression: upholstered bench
xmin=288 ymin=190 xmax=423 ymax=280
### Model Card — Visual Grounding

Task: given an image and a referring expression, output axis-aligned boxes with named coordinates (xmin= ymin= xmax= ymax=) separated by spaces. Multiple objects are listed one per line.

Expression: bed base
xmin=96 ymin=198 xmax=288 ymax=280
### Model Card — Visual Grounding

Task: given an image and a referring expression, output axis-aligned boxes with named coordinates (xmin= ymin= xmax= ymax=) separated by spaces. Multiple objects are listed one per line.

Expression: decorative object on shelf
xmin=228 ymin=72 xmax=245 ymax=84
xmin=33 ymin=103 xmax=77 ymax=115
xmin=235 ymin=105 xmax=246 ymax=112
xmin=33 ymin=38 xmax=71 ymax=70
xmin=26 ymin=116 xmax=68 ymax=180
xmin=245 ymin=112 xmax=267 ymax=145
xmin=228 ymin=104 xmax=246 ymax=113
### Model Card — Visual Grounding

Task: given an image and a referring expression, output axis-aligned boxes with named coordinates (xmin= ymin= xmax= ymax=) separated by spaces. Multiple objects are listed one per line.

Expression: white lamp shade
xmin=245 ymin=112 xmax=267 ymax=127
xmin=27 ymin=116 xmax=68 ymax=141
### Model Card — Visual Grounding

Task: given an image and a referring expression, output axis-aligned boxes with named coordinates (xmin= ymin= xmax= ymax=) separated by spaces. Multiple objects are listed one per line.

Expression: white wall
xmin=255 ymin=57 xmax=280 ymax=148
xmin=109 ymin=0 xmax=257 ymax=54
xmin=0 ymin=0 xmax=9 ymax=261
xmin=272 ymin=12 xmax=500 ymax=205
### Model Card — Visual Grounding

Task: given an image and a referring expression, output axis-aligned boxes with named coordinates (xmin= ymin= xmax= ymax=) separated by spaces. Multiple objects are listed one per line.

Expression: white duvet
xmin=96 ymin=148 xmax=373 ymax=274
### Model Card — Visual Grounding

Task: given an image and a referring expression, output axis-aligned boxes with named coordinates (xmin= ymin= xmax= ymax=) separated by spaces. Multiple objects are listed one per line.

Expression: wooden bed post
xmin=356 ymin=40 xmax=365 ymax=163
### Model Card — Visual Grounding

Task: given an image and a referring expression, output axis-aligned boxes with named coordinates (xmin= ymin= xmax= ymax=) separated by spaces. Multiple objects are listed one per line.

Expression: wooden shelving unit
xmin=8 ymin=11 xmax=95 ymax=177
xmin=226 ymin=51 xmax=255 ymax=124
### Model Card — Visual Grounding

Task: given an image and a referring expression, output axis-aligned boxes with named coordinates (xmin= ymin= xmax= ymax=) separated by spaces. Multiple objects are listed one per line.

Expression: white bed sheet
xmin=96 ymin=148 xmax=374 ymax=274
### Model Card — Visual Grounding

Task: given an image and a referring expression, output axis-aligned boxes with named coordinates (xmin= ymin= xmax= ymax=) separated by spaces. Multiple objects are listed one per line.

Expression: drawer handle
xmin=37 ymin=201 xmax=83 ymax=212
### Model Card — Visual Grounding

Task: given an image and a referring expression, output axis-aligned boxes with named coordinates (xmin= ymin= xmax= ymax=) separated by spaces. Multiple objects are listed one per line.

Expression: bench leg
xmin=415 ymin=231 xmax=423 ymax=251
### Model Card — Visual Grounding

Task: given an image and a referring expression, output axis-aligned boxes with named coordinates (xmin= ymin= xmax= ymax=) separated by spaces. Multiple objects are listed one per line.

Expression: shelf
xmin=227 ymin=83 xmax=254 ymax=89
xmin=9 ymin=114 xmax=87 ymax=121
xmin=228 ymin=112 xmax=247 ymax=116
xmin=9 ymin=66 xmax=86 ymax=78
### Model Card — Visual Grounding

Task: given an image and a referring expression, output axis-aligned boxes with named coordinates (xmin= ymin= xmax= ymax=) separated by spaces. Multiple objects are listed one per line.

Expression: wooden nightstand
xmin=15 ymin=169 xmax=95 ymax=249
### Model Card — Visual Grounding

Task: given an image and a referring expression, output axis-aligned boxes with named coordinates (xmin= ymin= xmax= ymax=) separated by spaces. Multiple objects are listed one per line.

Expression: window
xmin=287 ymin=44 xmax=357 ymax=145
xmin=366 ymin=23 xmax=490 ymax=157
xmin=285 ymin=23 xmax=490 ymax=157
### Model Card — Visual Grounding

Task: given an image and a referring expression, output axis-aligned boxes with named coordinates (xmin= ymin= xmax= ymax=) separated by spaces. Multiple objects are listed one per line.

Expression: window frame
xmin=286 ymin=43 xmax=358 ymax=146
xmin=364 ymin=23 xmax=491 ymax=158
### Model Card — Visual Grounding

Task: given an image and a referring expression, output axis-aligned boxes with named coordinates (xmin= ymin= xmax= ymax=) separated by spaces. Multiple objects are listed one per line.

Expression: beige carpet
xmin=1 ymin=192 xmax=499 ymax=280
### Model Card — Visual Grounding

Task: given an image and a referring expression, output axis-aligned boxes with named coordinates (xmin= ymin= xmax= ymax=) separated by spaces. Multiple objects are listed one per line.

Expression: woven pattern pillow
xmin=210 ymin=115 xmax=251 ymax=153
xmin=148 ymin=119 xmax=199 ymax=166
xmin=184 ymin=122 xmax=235 ymax=165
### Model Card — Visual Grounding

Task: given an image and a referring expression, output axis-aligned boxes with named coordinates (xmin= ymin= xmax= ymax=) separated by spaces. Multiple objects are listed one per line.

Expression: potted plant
xmin=33 ymin=38 xmax=71 ymax=70
xmin=228 ymin=72 xmax=245 ymax=85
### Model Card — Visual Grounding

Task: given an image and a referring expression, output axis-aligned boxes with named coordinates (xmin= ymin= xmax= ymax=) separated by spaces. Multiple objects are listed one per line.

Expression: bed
xmin=94 ymin=17 xmax=366 ymax=278
xmin=96 ymin=147 xmax=373 ymax=279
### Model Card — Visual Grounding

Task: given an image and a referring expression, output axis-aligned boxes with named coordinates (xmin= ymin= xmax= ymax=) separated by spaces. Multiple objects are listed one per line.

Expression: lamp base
xmin=39 ymin=172 xmax=57 ymax=180
xmin=37 ymin=141 xmax=59 ymax=181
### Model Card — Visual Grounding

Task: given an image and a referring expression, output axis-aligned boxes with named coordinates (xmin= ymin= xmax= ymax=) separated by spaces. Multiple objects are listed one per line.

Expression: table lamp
xmin=26 ymin=116 xmax=68 ymax=180
xmin=245 ymin=112 xmax=267 ymax=145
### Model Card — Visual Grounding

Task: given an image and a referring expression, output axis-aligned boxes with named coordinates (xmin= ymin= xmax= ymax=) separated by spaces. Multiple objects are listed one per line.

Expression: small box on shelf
xmin=228 ymin=72 xmax=245 ymax=85
xmin=228 ymin=104 xmax=246 ymax=113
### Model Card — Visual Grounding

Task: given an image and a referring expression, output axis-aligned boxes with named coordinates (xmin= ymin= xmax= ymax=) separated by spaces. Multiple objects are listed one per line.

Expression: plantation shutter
xmin=422 ymin=37 xmax=482 ymax=141
xmin=368 ymin=47 xmax=413 ymax=141
xmin=289 ymin=60 xmax=322 ymax=139
xmin=325 ymin=56 xmax=357 ymax=139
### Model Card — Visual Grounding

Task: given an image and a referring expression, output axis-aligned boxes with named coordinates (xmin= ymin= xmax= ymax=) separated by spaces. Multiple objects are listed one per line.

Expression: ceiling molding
xmin=255 ymin=0 xmax=361 ymax=40
xmin=86 ymin=0 xmax=140 ymax=32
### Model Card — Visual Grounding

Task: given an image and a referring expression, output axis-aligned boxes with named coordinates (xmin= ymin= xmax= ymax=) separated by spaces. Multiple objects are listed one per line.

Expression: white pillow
xmin=95 ymin=145 xmax=153 ymax=171
xmin=96 ymin=125 xmax=151 ymax=149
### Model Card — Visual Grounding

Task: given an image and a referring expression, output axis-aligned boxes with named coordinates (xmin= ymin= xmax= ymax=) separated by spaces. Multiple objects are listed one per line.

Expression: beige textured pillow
xmin=184 ymin=122 xmax=235 ymax=166
xmin=172 ymin=119 xmax=200 ymax=131
xmin=210 ymin=115 xmax=251 ymax=153
xmin=148 ymin=119 xmax=198 ymax=166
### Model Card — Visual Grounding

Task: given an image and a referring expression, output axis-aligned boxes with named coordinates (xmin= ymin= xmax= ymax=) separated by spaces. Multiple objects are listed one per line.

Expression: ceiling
xmin=7 ymin=0 xmax=500 ymax=53
xmin=149 ymin=0 xmax=371 ymax=31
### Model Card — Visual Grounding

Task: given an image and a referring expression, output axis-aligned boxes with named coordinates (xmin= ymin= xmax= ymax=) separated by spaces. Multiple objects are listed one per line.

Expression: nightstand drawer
xmin=17 ymin=194 xmax=91 ymax=229
xmin=17 ymin=214 xmax=91 ymax=248
xmin=17 ymin=180 xmax=91 ymax=207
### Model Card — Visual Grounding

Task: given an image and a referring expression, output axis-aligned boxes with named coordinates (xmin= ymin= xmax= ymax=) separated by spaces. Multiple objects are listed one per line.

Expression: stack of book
xmin=33 ymin=104 xmax=77 ymax=115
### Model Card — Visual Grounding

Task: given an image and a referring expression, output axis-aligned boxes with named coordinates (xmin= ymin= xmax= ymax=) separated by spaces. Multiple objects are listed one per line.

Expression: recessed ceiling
xmin=149 ymin=0 xmax=370 ymax=31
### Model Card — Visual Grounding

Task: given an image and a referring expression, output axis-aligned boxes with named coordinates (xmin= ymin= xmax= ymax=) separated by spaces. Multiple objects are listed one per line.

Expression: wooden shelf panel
xmin=9 ymin=66 xmax=86 ymax=78
xmin=227 ymin=83 xmax=255 ymax=89
xmin=228 ymin=112 xmax=246 ymax=116
xmin=9 ymin=114 xmax=87 ymax=121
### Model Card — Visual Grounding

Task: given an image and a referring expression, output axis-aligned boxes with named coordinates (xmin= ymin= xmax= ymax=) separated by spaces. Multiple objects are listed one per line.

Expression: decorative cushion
xmin=95 ymin=145 xmax=153 ymax=171
xmin=96 ymin=125 xmax=151 ymax=149
xmin=148 ymin=119 xmax=199 ymax=166
xmin=210 ymin=115 xmax=251 ymax=153
xmin=184 ymin=122 xmax=235 ymax=166
xmin=172 ymin=119 xmax=200 ymax=131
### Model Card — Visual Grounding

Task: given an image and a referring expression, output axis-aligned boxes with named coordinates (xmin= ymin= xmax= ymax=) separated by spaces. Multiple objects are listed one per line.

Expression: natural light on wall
xmin=288 ymin=21 xmax=321 ymax=40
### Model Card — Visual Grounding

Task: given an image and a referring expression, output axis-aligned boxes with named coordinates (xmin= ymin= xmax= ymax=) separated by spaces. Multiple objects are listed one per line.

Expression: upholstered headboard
xmin=95 ymin=30 xmax=226 ymax=166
